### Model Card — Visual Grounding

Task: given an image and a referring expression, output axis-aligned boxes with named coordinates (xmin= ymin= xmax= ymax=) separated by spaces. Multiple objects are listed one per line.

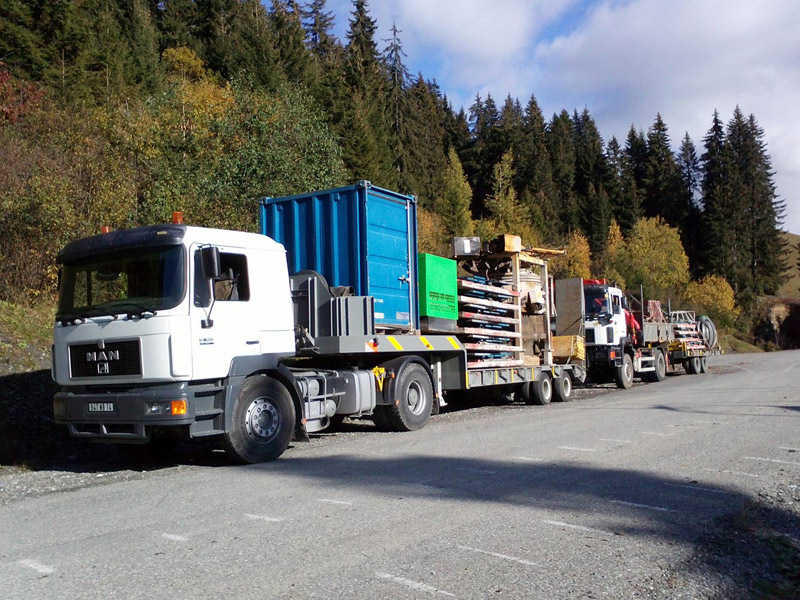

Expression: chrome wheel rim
xmin=245 ymin=397 xmax=279 ymax=442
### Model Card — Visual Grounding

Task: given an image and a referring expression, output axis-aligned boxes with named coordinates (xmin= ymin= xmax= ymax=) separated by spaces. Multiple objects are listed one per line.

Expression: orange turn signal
xmin=171 ymin=400 xmax=187 ymax=415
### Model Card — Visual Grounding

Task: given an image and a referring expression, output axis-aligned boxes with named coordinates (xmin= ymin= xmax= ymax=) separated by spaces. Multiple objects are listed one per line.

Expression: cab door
xmin=189 ymin=244 xmax=258 ymax=379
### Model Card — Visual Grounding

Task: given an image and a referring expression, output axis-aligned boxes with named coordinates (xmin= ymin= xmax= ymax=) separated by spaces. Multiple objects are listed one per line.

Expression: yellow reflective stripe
xmin=386 ymin=336 xmax=404 ymax=351
xmin=447 ymin=336 xmax=461 ymax=349
xmin=419 ymin=336 xmax=434 ymax=350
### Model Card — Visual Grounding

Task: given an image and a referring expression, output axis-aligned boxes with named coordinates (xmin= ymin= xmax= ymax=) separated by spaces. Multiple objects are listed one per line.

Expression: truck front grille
xmin=69 ymin=340 xmax=142 ymax=378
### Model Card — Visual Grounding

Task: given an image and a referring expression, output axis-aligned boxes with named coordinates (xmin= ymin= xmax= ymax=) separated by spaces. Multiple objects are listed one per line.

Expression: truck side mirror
xmin=200 ymin=246 xmax=221 ymax=279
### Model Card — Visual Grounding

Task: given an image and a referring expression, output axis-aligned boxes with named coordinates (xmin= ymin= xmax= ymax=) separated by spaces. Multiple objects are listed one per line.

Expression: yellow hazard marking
xmin=372 ymin=367 xmax=387 ymax=392
xmin=419 ymin=336 xmax=434 ymax=350
xmin=386 ymin=336 xmax=404 ymax=351
xmin=447 ymin=336 xmax=461 ymax=350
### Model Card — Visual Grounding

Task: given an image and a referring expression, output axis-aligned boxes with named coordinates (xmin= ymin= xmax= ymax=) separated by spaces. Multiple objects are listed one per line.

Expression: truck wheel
xmin=383 ymin=363 xmax=433 ymax=431
xmin=223 ymin=376 xmax=295 ymax=464
xmin=552 ymin=372 xmax=573 ymax=402
xmin=687 ymin=357 xmax=701 ymax=374
xmin=646 ymin=350 xmax=666 ymax=383
xmin=615 ymin=354 xmax=633 ymax=389
xmin=699 ymin=356 xmax=708 ymax=373
xmin=525 ymin=373 xmax=552 ymax=406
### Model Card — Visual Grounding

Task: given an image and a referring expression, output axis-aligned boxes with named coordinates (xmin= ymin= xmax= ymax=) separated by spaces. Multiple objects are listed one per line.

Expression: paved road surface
xmin=1 ymin=351 xmax=799 ymax=599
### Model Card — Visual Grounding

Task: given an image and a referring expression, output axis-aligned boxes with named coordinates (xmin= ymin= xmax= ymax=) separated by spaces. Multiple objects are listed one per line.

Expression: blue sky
xmin=325 ymin=0 xmax=800 ymax=234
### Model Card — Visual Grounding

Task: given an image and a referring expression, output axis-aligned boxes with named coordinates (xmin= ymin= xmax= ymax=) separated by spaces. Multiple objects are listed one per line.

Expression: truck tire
xmin=552 ymin=372 xmax=573 ymax=402
xmin=645 ymin=350 xmax=667 ymax=383
xmin=615 ymin=354 xmax=634 ymax=389
xmin=525 ymin=372 xmax=552 ymax=406
xmin=223 ymin=376 xmax=295 ymax=464
xmin=382 ymin=362 xmax=433 ymax=431
xmin=686 ymin=357 xmax=701 ymax=375
xmin=699 ymin=356 xmax=708 ymax=374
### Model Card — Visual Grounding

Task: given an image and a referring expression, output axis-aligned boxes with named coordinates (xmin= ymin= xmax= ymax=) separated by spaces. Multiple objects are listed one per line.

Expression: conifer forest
xmin=0 ymin=0 xmax=788 ymax=324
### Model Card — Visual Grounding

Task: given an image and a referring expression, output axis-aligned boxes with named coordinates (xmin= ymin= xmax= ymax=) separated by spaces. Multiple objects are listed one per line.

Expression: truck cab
xmin=52 ymin=223 xmax=296 ymax=444
xmin=582 ymin=280 xmax=628 ymax=349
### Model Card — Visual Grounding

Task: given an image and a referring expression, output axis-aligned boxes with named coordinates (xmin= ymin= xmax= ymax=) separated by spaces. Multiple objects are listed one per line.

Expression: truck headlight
xmin=145 ymin=400 xmax=187 ymax=415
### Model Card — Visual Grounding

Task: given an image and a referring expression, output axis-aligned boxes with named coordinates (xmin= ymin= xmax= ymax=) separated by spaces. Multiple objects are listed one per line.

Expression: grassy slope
xmin=776 ymin=231 xmax=800 ymax=299
xmin=0 ymin=301 xmax=54 ymax=375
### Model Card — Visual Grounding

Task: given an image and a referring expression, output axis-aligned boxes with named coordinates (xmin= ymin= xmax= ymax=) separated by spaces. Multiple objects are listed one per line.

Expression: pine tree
xmin=701 ymin=109 xmax=738 ymax=285
xmin=624 ymin=125 xmax=648 ymax=193
xmin=339 ymin=0 xmax=393 ymax=185
xmin=676 ymin=132 xmax=703 ymax=273
xmin=726 ymin=109 xmax=786 ymax=297
xmin=302 ymin=0 xmax=337 ymax=60
xmin=605 ymin=136 xmax=640 ymax=233
xmin=546 ymin=109 xmax=578 ymax=235
xmin=152 ymin=0 xmax=201 ymax=53
xmin=404 ymin=75 xmax=447 ymax=204
xmin=516 ymin=94 xmax=556 ymax=239
xmin=485 ymin=150 xmax=535 ymax=242
xmin=572 ymin=108 xmax=610 ymax=253
xmin=643 ymin=114 xmax=686 ymax=226
xmin=0 ymin=0 xmax=45 ymax=79
xmin=434 ymin=147 xmax=474 ymax=238
xmin=382 ymin=22 xmax=411 ymax=191
xmin=461 ymin=93 xmax=503 ymax=215
xmin=270 ymin=0 xmax=313 ymax=87
xmin=195 ymin=0 xmax=280 ymax=89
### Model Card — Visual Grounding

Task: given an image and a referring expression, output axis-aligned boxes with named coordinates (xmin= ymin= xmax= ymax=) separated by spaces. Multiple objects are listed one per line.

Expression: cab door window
xmin=194 ymin=250 xmax=250 ymax=306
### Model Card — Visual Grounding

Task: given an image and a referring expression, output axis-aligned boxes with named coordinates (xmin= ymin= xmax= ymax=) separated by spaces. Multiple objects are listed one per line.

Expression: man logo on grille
xmin=97 ymin=362 xmax=110 ymax=374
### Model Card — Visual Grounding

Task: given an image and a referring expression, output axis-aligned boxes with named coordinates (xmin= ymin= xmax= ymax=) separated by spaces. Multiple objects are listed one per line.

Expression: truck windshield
xmin=57 ymin=245 xmax=185 ymax=319
xmin=584 ymin=288 xmax=610 ymax=317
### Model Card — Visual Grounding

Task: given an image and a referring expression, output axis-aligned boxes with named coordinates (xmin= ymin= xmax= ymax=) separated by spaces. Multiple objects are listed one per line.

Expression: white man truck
xmin=52 ymin=182 xmax=584 ymax=463
xmin=554 ymin=278 xmax=718 ymax=389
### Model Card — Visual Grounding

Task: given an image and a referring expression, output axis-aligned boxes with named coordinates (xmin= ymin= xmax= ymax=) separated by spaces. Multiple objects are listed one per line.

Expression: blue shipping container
xmin=259 ymin=181 xmax=419 ymax=331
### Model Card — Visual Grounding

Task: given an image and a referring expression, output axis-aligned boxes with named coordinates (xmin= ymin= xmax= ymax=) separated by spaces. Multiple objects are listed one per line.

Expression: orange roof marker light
xmin=172 ymin=211 xmax=184 ymax=224
xmin=101 ymin=226 xmax=111 ymax=234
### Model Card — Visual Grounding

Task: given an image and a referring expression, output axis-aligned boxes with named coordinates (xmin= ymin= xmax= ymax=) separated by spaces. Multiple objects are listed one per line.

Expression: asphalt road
xmin=1 ymin=351 xmax=799 ymax=599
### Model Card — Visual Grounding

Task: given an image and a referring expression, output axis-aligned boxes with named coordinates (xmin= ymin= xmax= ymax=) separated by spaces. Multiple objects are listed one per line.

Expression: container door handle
xmin=398 ymin=275 xmax=410 ymax=283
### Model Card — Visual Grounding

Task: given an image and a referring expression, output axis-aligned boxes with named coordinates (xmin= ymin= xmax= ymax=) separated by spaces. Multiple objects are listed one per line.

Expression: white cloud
xmin=531 ymin=0 xmax=800 ymax=232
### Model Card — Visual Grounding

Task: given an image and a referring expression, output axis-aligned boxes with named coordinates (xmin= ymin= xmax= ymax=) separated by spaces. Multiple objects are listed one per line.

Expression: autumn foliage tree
xmin=685 ymin=275 xmax=739 ymax=327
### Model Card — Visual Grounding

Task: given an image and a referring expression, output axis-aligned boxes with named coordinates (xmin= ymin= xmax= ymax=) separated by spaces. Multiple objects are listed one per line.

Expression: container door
xmin=365 ymin=191 xmax=414 ymax=329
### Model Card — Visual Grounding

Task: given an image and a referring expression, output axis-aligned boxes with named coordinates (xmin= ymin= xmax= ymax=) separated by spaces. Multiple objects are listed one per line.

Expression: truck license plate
xmin=88 ymin=402 xmax=115 ymax=412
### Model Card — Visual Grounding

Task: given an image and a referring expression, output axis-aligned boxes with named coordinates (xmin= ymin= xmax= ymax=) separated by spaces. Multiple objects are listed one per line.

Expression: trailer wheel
xmin=525 ymin=373 xmax=553 ymax=406
xmin=699 ymin=356 xmax=708 ymax=374
xmin=686 ymin=357 xmax=701 ymax=374
xmin=645 ymin=350 xmax=667 ymax=383
xmin=615 ymin=354 xmax=634 ymax=389
xmin=383 ymin=363 xmax=433 ymax=431
xmin=223 ymin=376 xmax=295 ymax=464
xmin=552 ymin=372 xmax=573 ymax=402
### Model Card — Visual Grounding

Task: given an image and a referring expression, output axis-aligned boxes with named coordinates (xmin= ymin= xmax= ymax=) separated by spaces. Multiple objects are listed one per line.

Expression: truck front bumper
xmin=54 ymin=382 xmax=201 ymax=442
xmin=586 ymin=345 xmax=622 ymax=369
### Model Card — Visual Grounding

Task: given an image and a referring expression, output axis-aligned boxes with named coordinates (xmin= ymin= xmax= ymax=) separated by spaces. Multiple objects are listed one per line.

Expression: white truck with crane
xmin=52 ymin=182 xmax=584 ymax=463
xmin=554 ymin=278 xmax=719 ymax=389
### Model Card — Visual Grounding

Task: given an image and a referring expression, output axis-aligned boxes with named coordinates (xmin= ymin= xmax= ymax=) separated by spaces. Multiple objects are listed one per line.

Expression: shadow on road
xmin=250 ymin=453 xmax=800 ymax=598
xmin=0 ymin=369 xmax=228 ymax=471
